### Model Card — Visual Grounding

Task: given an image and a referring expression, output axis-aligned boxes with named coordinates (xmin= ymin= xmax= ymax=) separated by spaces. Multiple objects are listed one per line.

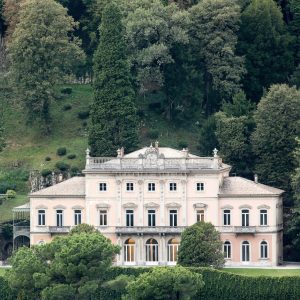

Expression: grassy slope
xmin=223 ymin=268 xmax=300 ymax=277
xmin=0 ymin=84 xmax=201 ymax=222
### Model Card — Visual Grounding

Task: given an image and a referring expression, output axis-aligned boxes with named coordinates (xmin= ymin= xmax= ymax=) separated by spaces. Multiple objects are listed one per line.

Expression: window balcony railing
xmin=13 ymin=226 xmax=30 ymax=236
xmin=115 ymin=226 xmax=186 ymax=235
xmin=216 ymin=225 xmax=283 ymax=234
xmin=49 ymin=226 xmax=71 ymax=233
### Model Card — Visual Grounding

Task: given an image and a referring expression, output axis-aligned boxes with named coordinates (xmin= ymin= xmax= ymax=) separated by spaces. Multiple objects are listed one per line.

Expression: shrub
xmin=67 ymin=154 xmax=76 ymax=160
xmin=63 ymin=104 xmax=72 ymax=111
xmin=0 ymin=182 xmax=16 ymax=194
xmin=78 ymin=110 xmax=90 ymax=119
xmin=6 ymin=190 xmax=16 ymax=199
xmin=147 ymin=129 xmax=159 ymax=139
xmin=136 ymin=109 xmax=145 ymax=118
xmin=70 ymin=166 xmax=80 ymax=176
xmin=55 ymin=161 xmax=70 ymax=172
xmin=82 ymin=121 xmax=88 ymax=127
xmin=45 ymin=156 xmax=51 ymax=162
xmin=61 ymin=87 xmax=72 ymax=94
xmin=56 ymin=147 xmax=67 ymax=156
xmin=148 ymin=102 xmax=162 ymax=113
xmin=41 ymin=169 xmax=52 ymax=177
xmin=178 ymin=141 xmax=188 ymax=149
xmin=2 ymin=223 xmax=13 ymax=239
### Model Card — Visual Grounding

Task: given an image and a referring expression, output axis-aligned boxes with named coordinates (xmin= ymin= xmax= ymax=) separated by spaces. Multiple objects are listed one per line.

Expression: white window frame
xmin=99 ymin=182 xmax=107 ymax=191
xmin=167 ymin=239 xmax=179 ymax=263
xmin=99 ymin=209 xmax=108 ymax=226
xmin=148 ymin=182 xmax=156 ymax=192
xmin=38 ymin=209 xmax=46 ymax=226
xmin=56 ymin=209 xmax=64 ymax=227
xmin=241 ymin=209 xmax=249 ymax=227
xmin=169 ymin=209 xmax=178 ymax=227
xmin=260 ymin=209 xmax=268 ymax=226
xmin=74 ymin=209 xmax=82 ymax=226
xmin=260 ymin=241 xmax=268 ymax=259
xmin=196 ymin=209 xmax=205 ymax=222
xmin=126 ymin=209 xmax=134 ymax=227
xmin=223 ymin=241 xmax=231 ymax=259
xmin=147 ymin=209 xmax=156 ymax=227
xmin=145 ymin=239 xmax=159 ymax=263
xmin=126 ymin=182 xmax=134 ymax=192
xmin=196 ymin=182 xmax=205 ymax=191
xmin=169 ymin=182 xmax=177 ymax=191
xmin=124 ymin=239 xmax=136 ymax=264
xmin=223 ymin=209 xmax=231 ymax=226
xmin=241 ymin=241 xmax=250 ymax=262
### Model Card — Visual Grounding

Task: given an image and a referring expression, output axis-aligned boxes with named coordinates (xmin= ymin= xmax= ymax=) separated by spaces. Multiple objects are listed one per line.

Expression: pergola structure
xmin=12 ymin=203 xmax=30 ymax=251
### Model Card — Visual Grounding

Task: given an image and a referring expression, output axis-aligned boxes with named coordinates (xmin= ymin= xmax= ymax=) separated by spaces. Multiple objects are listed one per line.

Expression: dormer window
xmin=148 ymin=183 xmax=155 ymax=192
xmin=169 ymin=183 xmax=177 ymax=191
xmin=99 ymin=183 xmax=107 ymax=191
xmin=126 ymin=182 xmax=134 ymax=191
xmin=197 ymin=182 xmax=204 ymax=191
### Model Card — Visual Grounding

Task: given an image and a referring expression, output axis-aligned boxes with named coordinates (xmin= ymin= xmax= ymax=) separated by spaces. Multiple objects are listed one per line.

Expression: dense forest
xmin=0 ymin=0 xmax=299 ymax=260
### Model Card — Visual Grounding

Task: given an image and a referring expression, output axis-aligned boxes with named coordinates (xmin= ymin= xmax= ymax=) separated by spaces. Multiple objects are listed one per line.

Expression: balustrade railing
xmin=115 ymin=226 xmax=186 ymax=235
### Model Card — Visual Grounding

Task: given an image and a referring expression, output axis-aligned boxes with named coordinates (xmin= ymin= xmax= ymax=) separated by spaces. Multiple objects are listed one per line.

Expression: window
xmin=169 ymin=182 xmax=177 ymax=191
xmin=196 ymin=209 xmax=205 ymax=222
xmin=74 ymin=210 xmax=82 ymax=225
xmin=197 ymin=182 xmax=204 ymax=191
xmin=56 ymin=210 xmax=63 ymax=227
xmin=223 ymin=210 xmax=231 ymax=226
xmin=146 ymin=238 xmax=158 ymax=262
xmin=99 ymin=210 xmax=107 ymax=226
xmin=223 ymin=241 xmax=231 ymax=259
xmin=99 ymin=183 xmax=107 ymax=191
xmin=126 ymin=182 xmax=134 ymax=191
xmin=167 ymin=238 xmax=179 ymax=262
xmin=260 ymin=209 xmax=268 ymax=226
xmin=148 ymin=183 xmax=155 ymax=192
xmin=241 ymin=209 xmax=249 ymax=226
xmin=126 ymin=209 xmax=134 ymax=227
xmin=242 ymin=241 xmax=250 ymax=262
xmin=170 ymin=209 xmax=178 ymax=227
xmin=124 ymin=238 xmax=135 ymax=263
xmin=148 ymin=209 xmax=156 ymax=227
xmin=260 ymin=241 xmax=268 ymax=259
xmin=38 ymin=210 xmax=45 ymax=226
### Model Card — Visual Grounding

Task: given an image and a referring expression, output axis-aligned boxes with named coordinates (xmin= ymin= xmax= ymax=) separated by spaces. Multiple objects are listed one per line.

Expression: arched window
xmin=167 ymin=238 xmax=180 ymax=262
xmin=146 ymin=238 xmax=158 ymax=262
xmin=260 ymin=241 xmax=268 ymax=259
xmin=242 ymin=241 xmax=250 ymax=262
xmin=223 ymin=241 xmax=231 ymax=259
xmin=124 ymin=238 xmax=135 ymax=263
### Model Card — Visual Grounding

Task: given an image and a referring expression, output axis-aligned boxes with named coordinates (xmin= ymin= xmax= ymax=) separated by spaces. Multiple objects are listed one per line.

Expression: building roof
xmin=219 ymin=177 xmax=284 ymax=196
xmin=30 ymin=176 xmax=85 ymax=197
xmin=12 ymin=202 xmax=30 ymax=212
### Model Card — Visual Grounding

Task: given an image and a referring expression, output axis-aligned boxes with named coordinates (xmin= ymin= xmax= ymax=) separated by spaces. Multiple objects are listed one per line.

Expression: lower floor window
xmin=260 ymin=241 xmax=268 ymax=259
xmin=167 ymin=238 xmax=179 ymax=262
xmin=124 ymin=238 xmax=135 ymax=262
xmin=242 ymin=241 xmax=250 ymax=262
xmin=146 ymin=238 xmax=158 ymax=262
xmin=223 ymin=241 xmax=231 ymax=259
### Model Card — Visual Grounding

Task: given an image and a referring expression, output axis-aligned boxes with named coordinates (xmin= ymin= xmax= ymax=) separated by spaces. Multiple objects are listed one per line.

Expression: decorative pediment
xmin=165 ymin=202 xmax=181 ymax=208
xmin=123 ymin=202 xmax=138 ymax=208
xmin=257 ymin=205 xmax=270 ymax=210
xmin=53 ymin=205 xmax=66 ymax=209
xmin=221 ymin=205 xmax=233 ymax=210
xmin=193 ymin=203 xmax=207 ymax=209
xmin=36 ymin=205 xmax=48 ymax=210
xmin=97 ymin=203 xmax=110 ymax=209
xmin=239 ymin=205 xmax=252 ymax=209
xmin=72 ymin=205 xmax=84 ymax=210
xmin=144 ymin=202 xmax=160 ymax=208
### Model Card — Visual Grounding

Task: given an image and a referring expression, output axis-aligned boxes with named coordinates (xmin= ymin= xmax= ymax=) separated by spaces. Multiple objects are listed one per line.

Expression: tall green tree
xmin=189 ymin=0 xmax=245 ymax=115
xmin=177 ymin=221 xmax=225 ymax=268
xmin=251 ymin=84 xmax=300 ymax=206
xmin=238 ymin=0 xmax=294 ymax=101
xmin=8 ymin=0 xmax=84 ymax=132
xmin=89 ymin=2 xmax=139 ymax=157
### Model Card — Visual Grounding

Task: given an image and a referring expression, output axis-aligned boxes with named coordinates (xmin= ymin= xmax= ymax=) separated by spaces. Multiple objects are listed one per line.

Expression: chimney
xmin=212 ymin=148 xmax=219 ymax=169
xmin=254 ymin=174 xmax=258 ymax=183
xmin=181 ymin=148 xmax=189 ymax=158
xmin=120 ymin=147 xmax=124 ymax=158
xmin=117 ymin=148 xmax=121 ymax=158
xmin=155 ymin=141 xmax=159 ymax=150
xmin=86 ymin=148 xmax=90 ymax=166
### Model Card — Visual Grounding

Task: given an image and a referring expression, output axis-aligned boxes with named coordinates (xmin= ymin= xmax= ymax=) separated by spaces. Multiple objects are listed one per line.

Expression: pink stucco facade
xmin=29 ymin=145 xmax=284 ymax=266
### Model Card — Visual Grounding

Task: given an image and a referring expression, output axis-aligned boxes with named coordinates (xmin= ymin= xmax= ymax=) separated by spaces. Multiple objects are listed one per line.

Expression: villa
xmin=18 ymin=143 xmax=284 ymax=266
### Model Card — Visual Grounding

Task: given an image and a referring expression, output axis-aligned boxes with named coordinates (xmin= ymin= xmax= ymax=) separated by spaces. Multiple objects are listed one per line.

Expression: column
xmin=117 ymin=236 xmax=123 ymax=266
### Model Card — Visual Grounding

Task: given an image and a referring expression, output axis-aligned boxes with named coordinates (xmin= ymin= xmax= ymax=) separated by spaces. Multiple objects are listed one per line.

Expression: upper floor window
xmin=241 ymin=209 xmax=249 ymax=227
xmin=148 ymin=183 xmax=155 ymax=192
xmin=260 ymin=209 xmax=268 ymax=226
xmin=126 ymin=209 xmax=134 ymax=227
xmin=169 ymin=182 xmax=177 ymax=191
xmin=56 ymin=210 xmax=63 ymax=227
xmin=126 ymin=182 xmax=134 ymax=191
xmin=169 ymin=209 xmax=178 ymax=227
xmin=148 ymin=209 xmax=156 ymax=227
xmin=260 ymin=241 xmax=268 ymax=259
xmin=74 ymin=210 xmax=82 ymax=225
xmin=223 ymin=210 xmax=231 ymax=226
xmin=223 ymin=241 xmax=231 ymax=259
xmin=38 ymin=209 xmax=45 ymax=226
xmin=99 ymin=210 xmax=107 ymax=226
xmin=99 ymin=183 xmax=107 ymax=191
xmin=196 ymin=209 xmax=205 ymax=222
xmin=197 ymin=182 xmax=205 ymax=191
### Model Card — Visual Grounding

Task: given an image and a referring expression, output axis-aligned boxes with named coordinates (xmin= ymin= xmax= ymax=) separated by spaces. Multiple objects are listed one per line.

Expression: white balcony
xmin=115 ymin=226 xmax=186 ymax=235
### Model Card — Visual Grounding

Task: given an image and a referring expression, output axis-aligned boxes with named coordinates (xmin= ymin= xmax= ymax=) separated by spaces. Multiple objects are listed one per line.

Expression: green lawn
xmin=223 ymin=268 xmax=300 ymax=277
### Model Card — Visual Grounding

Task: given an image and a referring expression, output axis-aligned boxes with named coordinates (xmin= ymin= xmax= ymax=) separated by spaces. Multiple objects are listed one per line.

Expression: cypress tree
xmin=89 ymin=2 xmax=138 ymax=157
